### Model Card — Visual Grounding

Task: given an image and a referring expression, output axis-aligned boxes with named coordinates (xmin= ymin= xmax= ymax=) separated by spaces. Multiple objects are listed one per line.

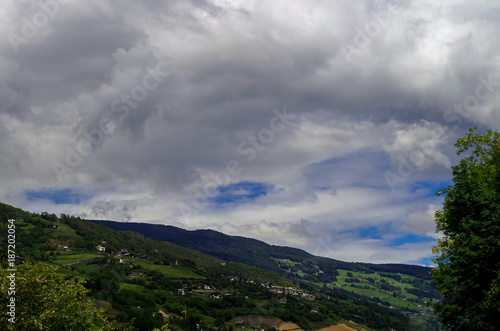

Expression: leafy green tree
xmin=0 ymin=263 xmax=123 ymax=330
xmin=432 ymin=128 xmax=500 ymax=330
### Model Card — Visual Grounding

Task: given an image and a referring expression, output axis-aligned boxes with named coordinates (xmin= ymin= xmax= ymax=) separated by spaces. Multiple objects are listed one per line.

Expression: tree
xmin=0 ymin=263 xmax=124 ymax=330
xmin=432 ymin=128 xmax=500 ymax=330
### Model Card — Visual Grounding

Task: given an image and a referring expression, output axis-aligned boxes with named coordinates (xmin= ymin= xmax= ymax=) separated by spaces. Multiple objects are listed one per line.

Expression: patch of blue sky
xmin=412 ymin=256 xmax=437 ymax=267
xmin=358 ymin=226 xmax=384 ymax=240
xmin=210 ymin=181 xmax=274 ymax=205
xmin=337 ymin=223 xmax=392 ymax=241
xmin=25 ymin=188 xmax=92 ymax=205
xmin=390 ymin=233 xmax=436 ymax=246
xmin=410 ymin=180 xmax=454 ymax=198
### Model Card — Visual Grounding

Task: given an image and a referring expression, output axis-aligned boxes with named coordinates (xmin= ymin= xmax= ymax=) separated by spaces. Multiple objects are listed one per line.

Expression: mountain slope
xmin=90 ymin=220 xmax=444 ymax=329
xmin=0 ymin=203 xmax=443 ymax=330
xmin=90 ymin=220 xmax=432 ymax=280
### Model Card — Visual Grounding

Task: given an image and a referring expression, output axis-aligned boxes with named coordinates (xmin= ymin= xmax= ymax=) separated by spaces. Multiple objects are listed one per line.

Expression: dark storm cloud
xmin=1 ymin=0 xmax=499 ymax=263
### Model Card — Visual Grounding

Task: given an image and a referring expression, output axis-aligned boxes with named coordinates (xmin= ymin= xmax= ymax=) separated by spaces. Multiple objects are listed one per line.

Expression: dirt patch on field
xmin=229 ymin=317 xmax=365 ymax=331
xmin=317 ymin=320 xmax=369 ymax=331
xmin=315 ymin=324 xmax=357 ymax=331
xmin=279 ymin=321 xmax=303 ymax=330
xmin=277 ymin=322 xmax=360 ymax=331
xmin=229 ymin=316 xmax=282 ymax=328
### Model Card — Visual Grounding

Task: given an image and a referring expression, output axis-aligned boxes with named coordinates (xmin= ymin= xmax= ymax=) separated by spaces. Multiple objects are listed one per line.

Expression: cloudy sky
xmin=2 ymin=0 xmax=500 ymax=265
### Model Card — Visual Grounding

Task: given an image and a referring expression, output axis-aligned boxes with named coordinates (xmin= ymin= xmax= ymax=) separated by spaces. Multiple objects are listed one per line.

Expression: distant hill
xmin=0 ymin=202 xmax=443 ymax=330
xmin=90 ymin=220 xmax=432 ymax=281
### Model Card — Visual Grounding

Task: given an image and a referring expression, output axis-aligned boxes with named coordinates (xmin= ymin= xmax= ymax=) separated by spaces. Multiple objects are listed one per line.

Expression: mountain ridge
xmin=89 ymin=219 xmax=432 ymax=280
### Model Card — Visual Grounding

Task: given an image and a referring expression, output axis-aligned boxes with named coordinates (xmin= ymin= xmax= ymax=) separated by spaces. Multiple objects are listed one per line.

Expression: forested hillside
xmin=91 ymin=220 xmax=432 ymax=280
xmin=1 ymin=203 xmax=443 ymax=330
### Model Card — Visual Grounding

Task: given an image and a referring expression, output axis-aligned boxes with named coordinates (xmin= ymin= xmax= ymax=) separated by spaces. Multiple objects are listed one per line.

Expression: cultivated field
xmin=126 ymin=258 xmax=206 ymax=279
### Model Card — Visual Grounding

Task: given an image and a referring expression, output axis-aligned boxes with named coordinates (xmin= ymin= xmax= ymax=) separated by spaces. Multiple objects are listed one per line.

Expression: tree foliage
xmin=0 ymin=263 xmax=121 ymax=330
xmin=432 ymin=128 xmax=500 ymax=330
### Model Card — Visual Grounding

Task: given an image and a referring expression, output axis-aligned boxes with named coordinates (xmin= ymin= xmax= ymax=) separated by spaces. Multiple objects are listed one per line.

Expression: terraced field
xmin=52 ymin=253 xmax=102 ymax=266
xmin=332 ymin=269 xmax=432 ymax=312
xmin=124 ymin=258 xmax=206 ymax=279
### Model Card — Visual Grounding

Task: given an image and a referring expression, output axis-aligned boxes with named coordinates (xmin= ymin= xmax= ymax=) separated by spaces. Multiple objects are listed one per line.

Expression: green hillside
xmin=91 ymin=220 xmax=433 ymax=281
xmin=0 ymin=203 xmax=444 ymax=330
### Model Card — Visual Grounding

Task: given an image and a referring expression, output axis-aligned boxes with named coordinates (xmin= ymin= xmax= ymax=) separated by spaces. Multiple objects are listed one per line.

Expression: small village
xmin=93 ymin=240 xmax=319 ymax=305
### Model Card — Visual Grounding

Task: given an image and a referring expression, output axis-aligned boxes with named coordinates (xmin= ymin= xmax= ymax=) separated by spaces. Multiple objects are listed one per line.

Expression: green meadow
xmin=125 ymin=258 xmax=206 ymax=279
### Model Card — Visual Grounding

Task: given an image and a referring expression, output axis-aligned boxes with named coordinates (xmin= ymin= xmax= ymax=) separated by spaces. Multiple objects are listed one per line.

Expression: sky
xmin=1 ymin=0 xmax=500 ymax=266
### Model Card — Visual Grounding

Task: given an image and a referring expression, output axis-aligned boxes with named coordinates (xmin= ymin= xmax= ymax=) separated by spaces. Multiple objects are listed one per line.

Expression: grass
xmin=332 ymin=270 xmax=429 ymax=312
xmin=73 ymin=263 xmax=101 ymax=274
xmin=119 ymin=282 xmax=147 ymax=293
xmin=49 ymin=252 xmax=206 ymax=278
xmin=54 ymin=253 xmax=101 ymax=260
xmin=51 ymin=253 xmax=102 ymax=266
xmin=126 ymin=258 xmax=206 ymax=279
xmin=42 ymin=254 xmax=103 ymax=274
xmin=50 ymin=224 xmax=78 ymax=237
xmin=272 ymin=257 xmax=301 ymax=266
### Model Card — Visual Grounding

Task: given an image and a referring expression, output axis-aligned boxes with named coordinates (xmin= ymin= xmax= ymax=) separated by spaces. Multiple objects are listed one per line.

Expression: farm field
xmin=125 ymin=258 xmax=206 ymax=279
xmin=118 ymin=282 xmax=148 ymax=293
xmin=315 ymin=324 xmax=360 ymax=331
xmin=49 ymin=224 xmax=78 ymax=238
xmin=277 ymin=320 xmax=365 ymax=331
xmin=331 ymin=269 xmax=431 ymax=312
xmin=47 ymin=252 xmax=207 ymax=279
xmin=279 ymin=321 xmax=302 ymax=330
xmin=51 ymin=253 xmax=102 ymax=266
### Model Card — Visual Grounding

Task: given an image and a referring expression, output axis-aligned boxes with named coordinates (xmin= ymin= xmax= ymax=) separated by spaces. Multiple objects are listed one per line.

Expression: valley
xmin=0 ymin=203 xmax=444 ymax=330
